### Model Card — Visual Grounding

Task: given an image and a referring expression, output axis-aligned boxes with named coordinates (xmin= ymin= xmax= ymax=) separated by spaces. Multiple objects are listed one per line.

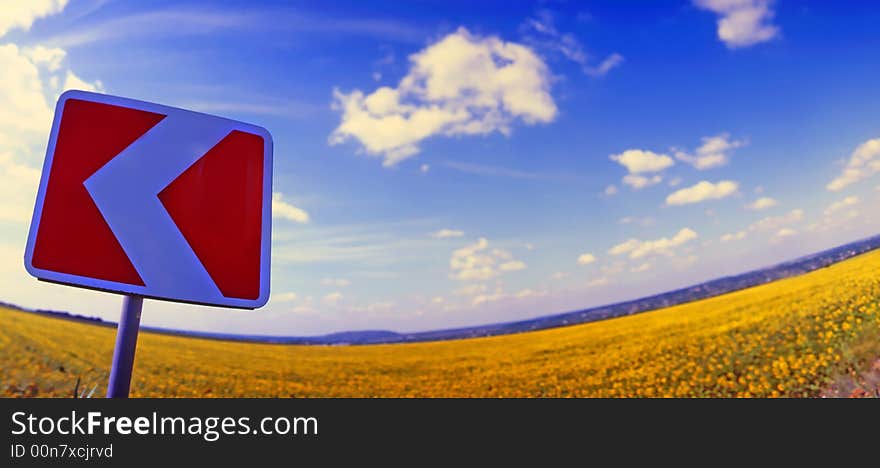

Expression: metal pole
xmin=106 ymin=295 xmax=143 ymax=398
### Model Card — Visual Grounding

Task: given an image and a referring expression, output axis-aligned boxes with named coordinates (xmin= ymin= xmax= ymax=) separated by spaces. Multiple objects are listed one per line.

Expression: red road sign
xmin=24 ymin=91 xmax=273 ymax=309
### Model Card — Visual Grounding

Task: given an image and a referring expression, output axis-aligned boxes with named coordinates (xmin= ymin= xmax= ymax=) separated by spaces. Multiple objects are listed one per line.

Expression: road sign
xmin=24 ymin=90 xmax=273 ymax=309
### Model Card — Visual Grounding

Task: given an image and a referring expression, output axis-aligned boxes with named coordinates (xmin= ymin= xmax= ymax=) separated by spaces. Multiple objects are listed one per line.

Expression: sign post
xmin=24 ymin=90 xmax=273 ymax=397
xmin=106 ymin=295 xmax=144 ymax=398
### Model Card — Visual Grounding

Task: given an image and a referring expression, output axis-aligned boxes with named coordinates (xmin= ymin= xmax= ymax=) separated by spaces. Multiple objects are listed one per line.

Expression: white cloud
xmin=499 ymin=260 xmax=526 ymax=272
xmin=420 ymin=163 xmax=430 ymax=173
xmin=442 ymin=160 xmax=574 ymax=181
xmin=587 ymin=277 xmax=609 ymax=287
xmin=23 ymin=45 xmax=66 ymax=71
xmin=457 ymin=284 xmax=546 ymax=304
xmin=429 ymin=228 xmax=464 ymax=239
xmin=0 ymin=0 xmax=68 ymax=37
xmin=747 ymin=196 xmax=778 ymax=210
xmin=604 ymin=184 xmax=618 ymax=196
xmin=694 ymin=0 xmax=780 ymax=48
xmin=675 ymin=133 xmax=745 ymax=169
xmin=0 ymin=152 xmax=41 ymax=223
xmin=609 ymin=239 xmax=640 ymax=256
xmin=809 ymin=197 xmax=861 ymax=233
xmin=610 ymin=149 xmax=674 ymax=174
xmin=349 ymin=300 xmax=397 ymax=315
xmin=271 ymin=292 xmax=298 ymax=302
xmin=630 ymin=262 xmax=653 ymax=273
xmin=514 ymin=288 xmax=546 ymax=299
xmin=619 ymin=216 xmax=655 ymax=227
xmin=773 ymin=227 xmax=797 ymax=240
xmin=63 ymin=70 xmax=103 ymax=93
xmin=330 ymin=27 xmax=557 ymax=166
xmin=322 ymin=291 xmax=343 ymax=305
xmin=272 ymin=192 xmax=310 ymax=223
xmin=521 ymin=10 xmax=623 ymax=77
xmin=454 ymin=283 xmax=487 ymax=297
xmin=720 ymin=230 xmax=747 ymax=242
xmin=0 ymin=43 xmax=55 ymax=143
xmin=585 ymin=53 xmax=625 ymax=77
xmin=44 ymin=7 xmax=426 ymax=49
xmin=601 ymin=261 xmax=626 ymax=276
xmin=0 ymin=41 xmax=101 ymax=227
xmin=321 ymin=277 xmax=351 ymax=287
xmin=291 ymin=299 xmax=316 ymax=315
xmin=449 ymin=237 xmax=526 ymax=281
xmin=611 ymin=149 xmax=673 ymax=190
xmin=749 ymin=208 xmax=804 ymax=232
xmin=521 ymin=11 xmax=586 ymax=62
xmin=826 ymin=138 xmax=880 ymax=191
xmin=622 ymin=174 xmax=663 ymax=189
xmin=666 ymin=180 xmax=738 ymax=205
xmin=472 ymin=287 xmax=506 ymax=306
xmin=609 ymin=228 xmax=698 ymax=260
xmin=671 ymin=254 xmax=700 ymax=270
xmin=824 ymin=196 xmax=859 ymax=216
xmin=577 ymin=253 xmax=596 ymax=265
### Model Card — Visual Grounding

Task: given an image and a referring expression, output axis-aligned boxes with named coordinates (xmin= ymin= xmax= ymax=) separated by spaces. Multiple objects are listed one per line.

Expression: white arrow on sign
xmin=84 ymin=112 xmax=238 ymax=304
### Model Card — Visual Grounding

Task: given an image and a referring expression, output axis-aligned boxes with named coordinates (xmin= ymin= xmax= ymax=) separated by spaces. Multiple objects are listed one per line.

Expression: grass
xmin=1 ymin=248 xmax=879 ymax=397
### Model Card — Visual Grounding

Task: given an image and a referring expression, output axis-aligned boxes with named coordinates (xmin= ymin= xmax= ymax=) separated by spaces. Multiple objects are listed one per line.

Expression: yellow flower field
xmin=2 ymin=249 xmax=879 ymax=398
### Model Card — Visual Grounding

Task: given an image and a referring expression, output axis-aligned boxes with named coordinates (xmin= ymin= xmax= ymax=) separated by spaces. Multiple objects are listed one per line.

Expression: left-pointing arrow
xmin=85 ymin=111 xmax=238 ymax=303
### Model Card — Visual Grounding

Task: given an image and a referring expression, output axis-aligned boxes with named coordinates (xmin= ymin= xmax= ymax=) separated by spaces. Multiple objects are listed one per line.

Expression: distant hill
xmin=10 ymin=233 xmax=880 ymax=345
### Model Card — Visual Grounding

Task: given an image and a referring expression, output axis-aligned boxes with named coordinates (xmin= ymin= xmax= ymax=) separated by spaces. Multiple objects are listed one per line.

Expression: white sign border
xmin=23 ymin=90 xmax=273 ymax=309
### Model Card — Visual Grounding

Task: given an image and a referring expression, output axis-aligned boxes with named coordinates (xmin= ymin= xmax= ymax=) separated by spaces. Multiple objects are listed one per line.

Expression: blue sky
xmin=1 ymin=0 xmax=879 ymax=335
